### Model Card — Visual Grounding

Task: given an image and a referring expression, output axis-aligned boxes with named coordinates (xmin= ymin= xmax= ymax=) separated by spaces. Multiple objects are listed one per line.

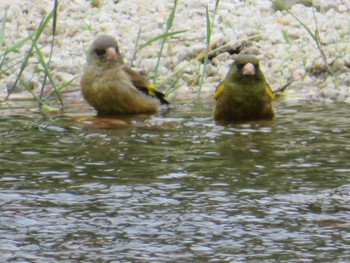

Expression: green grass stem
xmin=138 ymin=30 xmax=187 ymax=52
xmin=32 ymin=38 xmax=63 ymax=106
xmin=0 ymin=35 xmax=34 ymax=58
xmin=198 ymin=0 xmax=220 ymax=96
xmin=130 ymin=27 xmax=142 ymax=67
xmin=5 ymin=11 xmax=53 ymax=101
xmin=152 ymin=0 xmax=178 ymax=85
xmin=285 ymin=7 xmax=334 ymax=75
xmin=4 ymin=0 xmax=67 ymax=110
xmin=0 ymin=7 xmax=8 ymax=48
xmin=39 ymin=0 xmax=60 ymax=104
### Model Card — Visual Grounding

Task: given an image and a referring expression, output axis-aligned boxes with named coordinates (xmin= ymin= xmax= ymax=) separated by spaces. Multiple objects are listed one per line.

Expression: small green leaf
xmin=281 ymin=29 xmax=289 ymax=43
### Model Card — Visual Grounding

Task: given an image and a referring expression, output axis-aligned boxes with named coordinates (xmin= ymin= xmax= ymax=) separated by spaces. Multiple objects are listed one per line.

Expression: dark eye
xmin=94 ymin=49 xmax=105 ymax=57
xmin=236 ymin=64 xmax=244 ymax=72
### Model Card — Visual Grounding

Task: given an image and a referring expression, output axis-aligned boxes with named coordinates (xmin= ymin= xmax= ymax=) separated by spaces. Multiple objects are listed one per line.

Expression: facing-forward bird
xmin=81 ymin=35 xmax=168 ymax=116
xmin=213 ymin=55 xmax=275 ymax=122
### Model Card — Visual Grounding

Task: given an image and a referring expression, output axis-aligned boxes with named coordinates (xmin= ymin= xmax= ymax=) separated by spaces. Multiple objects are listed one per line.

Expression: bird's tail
xmin=154 ymin=90 xmax=169 ymax=105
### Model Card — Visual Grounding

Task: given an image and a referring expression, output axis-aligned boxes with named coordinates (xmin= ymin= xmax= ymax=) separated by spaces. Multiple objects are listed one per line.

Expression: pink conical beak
xmin=105 ymin=47 xmax=117 ymax=61
xmin=242 ymin=62 xmax=255 ymax=75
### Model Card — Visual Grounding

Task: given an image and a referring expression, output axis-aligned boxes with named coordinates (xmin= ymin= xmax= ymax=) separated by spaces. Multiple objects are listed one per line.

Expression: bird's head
xmin=87 ymin=35 xmax=124 ymax=67
xmin=229 ymin=55 xmax=264 ymax=81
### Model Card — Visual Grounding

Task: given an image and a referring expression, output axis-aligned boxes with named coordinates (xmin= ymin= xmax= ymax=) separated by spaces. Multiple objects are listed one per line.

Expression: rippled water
xmin=1 ymin=99 xmax=350 ymax=262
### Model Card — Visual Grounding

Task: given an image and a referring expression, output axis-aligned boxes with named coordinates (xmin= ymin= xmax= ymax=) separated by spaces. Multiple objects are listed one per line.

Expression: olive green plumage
xmin=213 ymin=55 xmax=275 ymax=122
xmin=81 ymin=35 xmax=168 ymax=116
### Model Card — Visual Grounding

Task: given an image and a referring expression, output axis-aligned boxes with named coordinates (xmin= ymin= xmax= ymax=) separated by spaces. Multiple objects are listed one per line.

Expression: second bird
xmin=81 ymin=35 xmax=168 ymax=116
xmin=213 ymin=55 xmax=275 ymax=122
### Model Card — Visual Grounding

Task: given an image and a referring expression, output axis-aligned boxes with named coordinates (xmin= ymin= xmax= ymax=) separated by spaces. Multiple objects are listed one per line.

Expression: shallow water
xmin=1 ymin=99 xmax=350 ymax=262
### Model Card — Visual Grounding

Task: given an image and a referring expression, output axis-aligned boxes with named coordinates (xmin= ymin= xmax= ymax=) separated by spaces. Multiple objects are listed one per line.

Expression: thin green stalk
xmin=0 ymin=7 xmax=8 ymax=48
xmin=137 ymin=30 xmax=186 ymax=52
xmin=0 ymin=34 xmax=34 ymax=57
xmin=198 ymin=0 xmax=220 ymax=96
xmin=18 ymin=76 xmax=60 ymax=112
xmin=32 ymin=38 xmax=63 ymax=107
xmin=286 ymin=7 xmax=333 ymax=75
xmin=39 ymin=0 xmax=61 ymax=106
xmin=152 ymin=0 xmax=178 ymax=85
xmin=130 ymin=27 xmax=142 ymax=67
xmin=1 ymin=0 xmax=71 ymax=109
xmin=45 ymin=76 xmax=78 ymax=99
xmin=5 ymin=11 xmax=54 ymax=101
xmin=0 ymin=7 xmax=9 ymax=74
xmin=164 ymin=75 xmax=185 ymax=96
xmin=130 ymin=29 xmax=184 ymax=69
xmin=0 ymin=51 xmax=8 ymax=72
xmin=311 ymin=6 xmax=333 ymax=75
xmin=0 ymin=55 xmax=26 ymax=75
xmin=18 ymin=77 xmax=46 ymax=105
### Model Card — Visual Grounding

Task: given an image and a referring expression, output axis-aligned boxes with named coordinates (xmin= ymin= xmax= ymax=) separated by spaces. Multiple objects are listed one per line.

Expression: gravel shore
xmin=1 ymin=0 xmax=350 ymax=103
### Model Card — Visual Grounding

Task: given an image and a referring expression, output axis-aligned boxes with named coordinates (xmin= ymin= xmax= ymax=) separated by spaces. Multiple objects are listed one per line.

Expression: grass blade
xmin=130 ymin=27 xmax=142 ymax=67
xmin=137 ymin=30 xmax=187 ymax=51
xmin=286 ymin=7 xmax=333 ymax=75
xmin=152 ymin=0 xmax=178 ymax=85
xmin=46 ymin=76 xmax=78 ymax=100
xmin=52 ymin=0 xmax=59 ymax=36
xmin=0 ymin=7 xmax=8 ymax=48
xmin=0 ymin=34 xmax=34 ymax=56
xmin=166 ymin=0 xmax=177 ymax=30
xmin=33 ymin=39 xmax=63 ymax=106
xmin=286 ymin=9 xmax=316 ymax=41
xmin=5 ymin=11 xmax=54 ymax=101
xmin=39 ymin=0 xmax=63 ymax=107
xmin=18 ymin=77 xmax=46 ymax=105
xmin=205 ymin=6 xmax=211 ymax=42
xmin=198 ymin=2 xmax=219 ymax=96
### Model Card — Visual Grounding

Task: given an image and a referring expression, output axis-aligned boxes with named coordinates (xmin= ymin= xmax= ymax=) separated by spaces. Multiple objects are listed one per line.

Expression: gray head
xmin=87 ymin=35 xmax=124 ymax=66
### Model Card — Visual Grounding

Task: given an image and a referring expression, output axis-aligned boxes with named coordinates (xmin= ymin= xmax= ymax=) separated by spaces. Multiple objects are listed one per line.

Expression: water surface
xmin=1 ymin=99 xmax=350 ymax=262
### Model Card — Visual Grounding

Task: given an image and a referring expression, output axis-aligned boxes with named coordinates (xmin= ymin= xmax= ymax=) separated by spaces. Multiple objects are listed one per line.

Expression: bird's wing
xmin=214 ymin=81 xmax=224 ymax=100
xmin=123 ymin=66 xmax=169 ymax=105
xmin=138 ymin=85 xmax=169 ymax=105
xmin=265 ymin=83 xmax=275 ymax=101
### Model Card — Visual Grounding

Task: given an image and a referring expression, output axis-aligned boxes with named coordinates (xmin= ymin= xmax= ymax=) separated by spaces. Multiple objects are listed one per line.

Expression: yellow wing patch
xmin=265 ymin=84 xmax=275 ymax=101
xmin=145 ymin=83 xmax=156 ymax=97
xmin=214 ymin=82 xmax=224 ymax=100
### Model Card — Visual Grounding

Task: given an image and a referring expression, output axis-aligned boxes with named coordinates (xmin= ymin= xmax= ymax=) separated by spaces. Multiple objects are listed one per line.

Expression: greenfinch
xmin=213 ymin=55 xmax=275 ymax=122
xmin=81 ymin=35 xmax=168 ymax=116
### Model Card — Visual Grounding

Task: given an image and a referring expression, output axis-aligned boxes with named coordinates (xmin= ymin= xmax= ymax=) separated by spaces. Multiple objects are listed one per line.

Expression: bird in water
xmin=81 ymin=35 xmax=168 ymax=116
xmin=213 ymin=55 xmax=275 ymax=122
